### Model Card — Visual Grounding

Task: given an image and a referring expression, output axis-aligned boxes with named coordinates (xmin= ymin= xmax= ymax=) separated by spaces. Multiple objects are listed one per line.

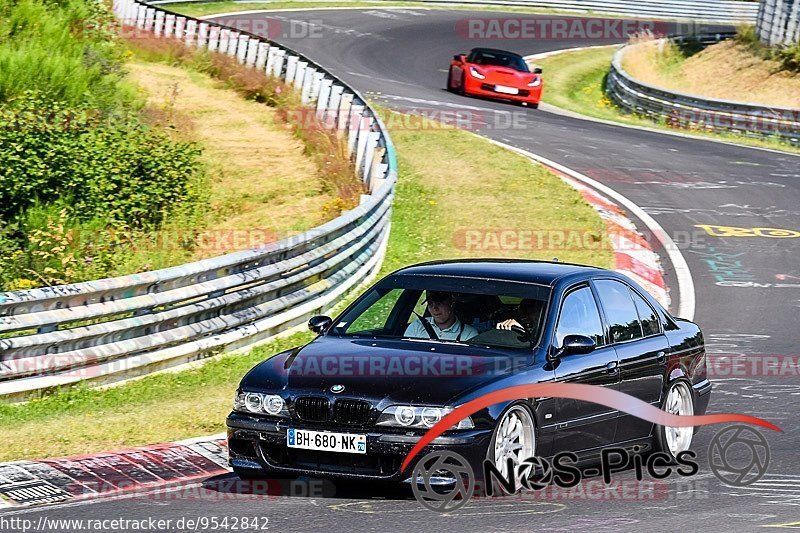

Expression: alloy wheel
xmin=491 ymin=405 xmax=536 ymax=483
xmin=664 ymin=381 xmax=694 ymax=456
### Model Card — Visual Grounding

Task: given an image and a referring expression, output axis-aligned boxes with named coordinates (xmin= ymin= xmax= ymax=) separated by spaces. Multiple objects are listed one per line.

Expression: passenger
xmin=404 ymin=291 xmax=478 ymax=341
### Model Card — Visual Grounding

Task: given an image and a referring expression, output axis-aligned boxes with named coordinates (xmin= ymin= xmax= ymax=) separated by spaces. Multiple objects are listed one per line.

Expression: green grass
xmin=0 ymin=0 xmax=137 ymax=110
xmin=0 ymin=333 xmax=312 ymax=462
xmin=0 ymin=107 xmax=613 ymax=462
xmin=536 ymin=46 xmax=800 ymax=154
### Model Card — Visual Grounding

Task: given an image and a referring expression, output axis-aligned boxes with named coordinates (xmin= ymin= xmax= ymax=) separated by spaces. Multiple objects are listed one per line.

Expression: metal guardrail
xmin=606 ymin=32 xmax=800 ymax=144
xmin=151 ymin=0 xmax=759 ymax=24
xmin=757 ymin=0 xmax=800 ymax=46
xmin=0 ymin=0 xmax=397 ymax=401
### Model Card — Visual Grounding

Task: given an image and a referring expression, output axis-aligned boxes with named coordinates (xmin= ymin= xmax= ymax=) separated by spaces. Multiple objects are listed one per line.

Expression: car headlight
xmin=469 ymin=66 xmax=486 ymax=79
xmin=234 ymin=391 xmax=289 ymax=417
xmin=528 ymin=76 xmax=541 ymax=87
xmin=377 ymin=405 xmax=474 ymax=429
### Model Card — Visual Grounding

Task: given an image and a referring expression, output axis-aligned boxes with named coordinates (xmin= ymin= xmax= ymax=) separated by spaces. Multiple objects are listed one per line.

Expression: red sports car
xmin=448 ymin=47 xmax=542 ymax=108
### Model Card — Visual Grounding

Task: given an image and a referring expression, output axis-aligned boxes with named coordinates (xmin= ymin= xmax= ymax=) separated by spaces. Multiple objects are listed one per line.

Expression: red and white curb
xmin=0 ymin=434 xmax=229 ymax=508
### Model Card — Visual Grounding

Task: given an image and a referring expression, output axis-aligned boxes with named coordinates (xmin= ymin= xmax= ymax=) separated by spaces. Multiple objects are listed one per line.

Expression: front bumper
xmin=463 ymin=76 xmax=542 ymax=103
xmin=226 ymin=412 xmax=492 ymax=482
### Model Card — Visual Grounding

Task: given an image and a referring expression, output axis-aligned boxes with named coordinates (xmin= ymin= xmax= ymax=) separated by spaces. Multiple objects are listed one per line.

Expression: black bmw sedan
xmin=226 ymin=259 xmax=711 ymax=482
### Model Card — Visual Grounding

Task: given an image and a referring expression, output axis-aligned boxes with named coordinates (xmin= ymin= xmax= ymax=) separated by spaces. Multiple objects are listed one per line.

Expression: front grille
xmin=333 ymin=399 xmax=372 ymax=426
xmin=260 ymin=444 xmax=401 ymax=477
xmin=294 ymin=396 xmax=330 ymax=422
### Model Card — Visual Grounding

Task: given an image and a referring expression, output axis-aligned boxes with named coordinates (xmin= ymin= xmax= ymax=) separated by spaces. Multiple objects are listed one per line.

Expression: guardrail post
xmin=316 ymin=78 xmax=333 ymax=118
xmin=272 ymin=49 xmax=286 ymax=78
xmin=207 ymin=25 xmax=220 ymax=51
xmin=360 ymin=132 xmax=380 ymax=183
xmin=337 ymin=93 xmax=354 ymax=135
xmin=255 ymin=42 xmax=269 ymax=70
xmin=218 ymin=28 xmax=230 ymax=52
xmin=309 ymin=71 xmax=324 ymax=103
xmin=326 ymin=85 xmax=344 ymax=128
xmin=301 ymin=67 xmax=316 ymax=104
xmin=355 ymin=120 xmax=376 ymax=176
xmin=227 ymin=31 xmax=240 ymax=57
xmin=144 ymin=7 xmax=155 ymax=32
xmin=245 ymin=38 xmax=259 ymax=66
xmin=294 ymin=61 xmax=308 ymax=90
xmin=370 ymin=147 xmax=388 ymax=192
xmin=347 ymin=104 xmax=365 ymax=157
xmin=197 ymin=22 xmax=209 ymax=48
xmin=174 ymin=16 xmax=186 ymax=40
xmin=136 ymin=4 xmax=147 ymax=29
xmin=185 ymin=19 xmax=197 ymax=46
xmin=285 ymin=56 xmax=298 ymax=84
xmin=236 ymin=33 xmax=250 ymax=61
xmin=236 ymin=34 xmax=249 ymax=64
xmin=265 ymin=46 xmax=280 ymax=76
xmin=163 ymin=13 xmax=175 ymax=37
xmin=154 ymin=10 xmax=165 ymax=36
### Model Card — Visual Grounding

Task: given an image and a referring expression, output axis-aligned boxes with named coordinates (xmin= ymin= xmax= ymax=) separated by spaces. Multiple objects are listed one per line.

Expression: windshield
xmin=468 ymin=50 xmax=529 ymax=72
xmin=330 ymin=276 xmax=551 ymax=350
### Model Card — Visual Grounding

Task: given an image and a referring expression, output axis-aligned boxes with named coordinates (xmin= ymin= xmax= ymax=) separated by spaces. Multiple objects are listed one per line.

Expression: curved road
xmin=6 ymin=8 xmax=800 ymax=531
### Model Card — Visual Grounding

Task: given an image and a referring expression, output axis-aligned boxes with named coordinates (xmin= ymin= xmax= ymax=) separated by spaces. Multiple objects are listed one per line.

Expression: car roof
xmin=391 ymin=259 xmax=602 ymax=286
xmin=469 ymin=47 xmax=524 ymax=58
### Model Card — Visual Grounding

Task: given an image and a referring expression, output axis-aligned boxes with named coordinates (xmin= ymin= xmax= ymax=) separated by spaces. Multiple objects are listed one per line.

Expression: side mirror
xmin=549 ymin=334 xmax=596 ymax=361
xmin=561 ymin=334 xmax=596 ymax=355
xmin=533 ymin=67 xmax=543 ymax=74
xmin=453 ymin=54 xmax=464 ymax=62
xmin=308 ymin=315 xmax=332 ymax=335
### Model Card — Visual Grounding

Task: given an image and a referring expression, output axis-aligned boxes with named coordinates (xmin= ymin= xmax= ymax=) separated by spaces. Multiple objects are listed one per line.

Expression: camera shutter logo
xmin=709 ymin=424 xmax=770 ymax=486
xmin=411 ymin=450 xmax=475 ymax=513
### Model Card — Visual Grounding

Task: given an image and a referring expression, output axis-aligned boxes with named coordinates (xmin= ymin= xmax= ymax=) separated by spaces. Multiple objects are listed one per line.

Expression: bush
xmin=775 ymin=43 xmax=800 ymax=73
xmin=0 ymin=91 xmax=204 ymax=229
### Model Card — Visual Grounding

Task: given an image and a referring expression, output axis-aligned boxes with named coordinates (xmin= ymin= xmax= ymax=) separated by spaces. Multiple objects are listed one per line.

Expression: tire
xmin=485 ymin=403 xmax=537 ymax=492
xmin=530 ymin=103 xmax=539 ymax=109
xmin=446 ymin=68 xmax=456 ymax=92
xmin=458 ymin=72 xmax=466 ymax=96
xmin=653 ymin=380 xmax=695 ymax=462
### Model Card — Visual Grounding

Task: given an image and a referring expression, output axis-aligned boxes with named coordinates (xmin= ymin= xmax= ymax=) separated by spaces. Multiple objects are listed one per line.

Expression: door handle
xmin=657 ymin=351 xmax=666 ymax=364
xmin=606 ymin=361 xmax=619 ymax=374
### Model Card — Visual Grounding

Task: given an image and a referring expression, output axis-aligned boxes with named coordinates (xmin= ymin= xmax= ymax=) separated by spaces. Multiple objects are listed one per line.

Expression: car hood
xmin=240 ymin=336 xmax=528 ymax=407
xmin=473 ymin=64 xmax=535 ymax=85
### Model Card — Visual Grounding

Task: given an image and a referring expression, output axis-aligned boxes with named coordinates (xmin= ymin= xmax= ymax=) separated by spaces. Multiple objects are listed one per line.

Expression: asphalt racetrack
xmin=4 ymin=8 xmax=800 ymax=532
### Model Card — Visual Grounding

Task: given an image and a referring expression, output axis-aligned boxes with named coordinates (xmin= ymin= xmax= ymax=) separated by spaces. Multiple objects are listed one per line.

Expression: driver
xmin=496 ymin=299 xmax=544 ymax=333
xmin=404 ymin=291 xmax=478 ymax=341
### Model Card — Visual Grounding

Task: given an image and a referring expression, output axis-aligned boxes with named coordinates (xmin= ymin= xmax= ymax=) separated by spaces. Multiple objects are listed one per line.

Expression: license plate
xmin=287 ymin=428 xmax=366 ymax=454
xmin=494 ymin=85 xmax=519 ymax=95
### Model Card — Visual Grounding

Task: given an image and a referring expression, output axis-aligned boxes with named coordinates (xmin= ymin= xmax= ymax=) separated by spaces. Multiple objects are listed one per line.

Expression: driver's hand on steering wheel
xmin=496 ymin=319 xmax=522 ymax=330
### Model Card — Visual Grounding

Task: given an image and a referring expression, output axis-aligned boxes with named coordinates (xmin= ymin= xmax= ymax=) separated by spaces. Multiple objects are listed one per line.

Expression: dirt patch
xmin=128 ymin=61 xmax=332 ymax=258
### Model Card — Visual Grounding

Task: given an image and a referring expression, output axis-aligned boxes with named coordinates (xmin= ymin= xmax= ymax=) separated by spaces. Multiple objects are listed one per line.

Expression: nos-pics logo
xmin=411 ymin=423 xmax=772 ymax=513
